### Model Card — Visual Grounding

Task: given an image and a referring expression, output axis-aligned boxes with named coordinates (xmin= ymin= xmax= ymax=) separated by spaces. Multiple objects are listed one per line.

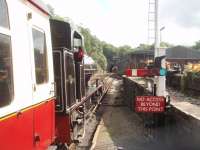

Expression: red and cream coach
xmin=0 ymin=0 xmax=108 ymax=149
xmin=0 ymin=0 xmax=55 ymax=149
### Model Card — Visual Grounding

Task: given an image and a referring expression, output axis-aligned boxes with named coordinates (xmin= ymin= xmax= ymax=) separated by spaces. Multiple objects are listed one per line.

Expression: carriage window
xmin=0 ymin=0 xmax=10 ymax=28
xmin=32 ymin=28 xmax=48 ymax=84
xmin=0 ymin=34 xmax=13 ymax=107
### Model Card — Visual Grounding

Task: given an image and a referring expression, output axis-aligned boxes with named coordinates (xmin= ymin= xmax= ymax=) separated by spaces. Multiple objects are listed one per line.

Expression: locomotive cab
xmin=50 ymin=19 xmax=85 ymax=144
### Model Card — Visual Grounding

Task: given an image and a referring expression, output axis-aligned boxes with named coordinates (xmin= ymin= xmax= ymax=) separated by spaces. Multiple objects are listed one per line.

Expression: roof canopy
xmin=166 ymin=46 xmax=200 ymax=59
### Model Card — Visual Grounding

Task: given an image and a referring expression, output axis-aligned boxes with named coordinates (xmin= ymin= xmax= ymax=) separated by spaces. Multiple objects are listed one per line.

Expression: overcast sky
xmin=43 ymin=0 xmax=200 ymax=47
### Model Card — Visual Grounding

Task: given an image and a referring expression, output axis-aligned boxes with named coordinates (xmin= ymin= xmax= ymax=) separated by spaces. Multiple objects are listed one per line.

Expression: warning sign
xmin=135 ymin=96 xmax=165 ymax=113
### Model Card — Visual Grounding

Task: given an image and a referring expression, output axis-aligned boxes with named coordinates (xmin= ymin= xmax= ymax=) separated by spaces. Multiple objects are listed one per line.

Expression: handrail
xmin=69 ymin=85 xmax=103 ymax=112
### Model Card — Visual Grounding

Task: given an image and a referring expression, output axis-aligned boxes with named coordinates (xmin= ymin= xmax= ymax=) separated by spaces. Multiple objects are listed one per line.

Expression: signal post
xmin=125 ymin=0 xmax=170 ymax=114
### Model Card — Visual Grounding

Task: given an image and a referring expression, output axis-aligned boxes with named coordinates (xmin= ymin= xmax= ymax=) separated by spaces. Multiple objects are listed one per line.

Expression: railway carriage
xmin=0 ymin=0 xmax=55 ymax=149
xmin=0 ymin=0 xmax=107 ymax=149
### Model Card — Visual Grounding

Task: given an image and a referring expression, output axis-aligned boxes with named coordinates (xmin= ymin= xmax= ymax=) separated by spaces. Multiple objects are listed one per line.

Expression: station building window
xmin=32 ymin=28 xmax=49 ymax=84
xmin=0 ymin=0 xmax=14 ymax=107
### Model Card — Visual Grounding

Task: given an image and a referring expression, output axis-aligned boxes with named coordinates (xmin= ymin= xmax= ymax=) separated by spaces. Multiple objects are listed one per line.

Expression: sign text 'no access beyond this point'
xmin=135 ymin=96 xmax=165 ymax=113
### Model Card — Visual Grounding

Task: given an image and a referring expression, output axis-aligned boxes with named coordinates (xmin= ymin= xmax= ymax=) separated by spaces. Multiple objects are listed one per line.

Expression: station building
xmin=127 ymin=46 xmax=200 ymax=70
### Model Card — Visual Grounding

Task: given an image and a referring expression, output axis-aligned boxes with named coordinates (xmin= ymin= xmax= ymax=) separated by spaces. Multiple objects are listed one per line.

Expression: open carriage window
xmin=0 ymin=0 xmax=10 ymax=29
xmin=32 ymin=28 xmax=49 ymax=84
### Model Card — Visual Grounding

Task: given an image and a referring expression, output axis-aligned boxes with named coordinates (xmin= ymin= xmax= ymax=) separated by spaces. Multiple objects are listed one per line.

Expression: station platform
xmin=124 ymin=76 xmax=200 ymax=121
xmin=90 ymin=76 xmax=200 ymax=150
xmin=91 ymin=78 xmax=166 ymax=150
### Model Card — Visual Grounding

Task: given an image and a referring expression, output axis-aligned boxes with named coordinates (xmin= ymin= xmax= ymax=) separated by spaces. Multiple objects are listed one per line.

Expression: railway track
xmin=67 ymin=74 xmax=200 ymax=150
xmin=73 ymin=74 xmax=114 ymax=150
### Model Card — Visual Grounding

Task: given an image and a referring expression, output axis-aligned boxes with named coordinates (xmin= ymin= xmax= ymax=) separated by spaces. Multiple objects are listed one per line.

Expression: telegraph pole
xmin=154 ymin=0 xmax=159 ymax=58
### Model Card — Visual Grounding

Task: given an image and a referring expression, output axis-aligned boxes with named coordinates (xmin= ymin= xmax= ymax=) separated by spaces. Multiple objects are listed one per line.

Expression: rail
xmin=69 ymin=77 xmax=113 ymax=112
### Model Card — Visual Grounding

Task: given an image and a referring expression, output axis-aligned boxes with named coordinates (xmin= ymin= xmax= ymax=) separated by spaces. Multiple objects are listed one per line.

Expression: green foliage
xmin=118 ymin=45 xmax=133 ymax=56
xmin=134 ymin=42 xmax=173 ymax=50
xmin=135 ymin=43 xmax=154 ymax=51
xmin=79 ymin=27 xmax=135 ymax=71
xmin=102 ymin=42 xmax=117 ymax=60
xmin=191 ymin=72 xmax=200 ymax=79
xmin=92 ymin=51 xmax=107 ymax=70
xmin=160 ymin=42 xmax=173 ymax=48
xmin=193 ymin=40 xmax=200 ymax=50
xmin=79 ymin=27 xmax=107 ymax=70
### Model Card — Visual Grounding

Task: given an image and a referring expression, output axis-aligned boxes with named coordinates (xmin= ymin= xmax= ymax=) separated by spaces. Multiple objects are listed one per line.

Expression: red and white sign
xmin=125 ymin=68 xmax=160 ymax=77
xmin=135 ymin=96 xmax=165 ymax=113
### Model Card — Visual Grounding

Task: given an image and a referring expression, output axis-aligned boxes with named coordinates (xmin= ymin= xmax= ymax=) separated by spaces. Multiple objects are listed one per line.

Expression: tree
xmin=160 ymin=42 xmax=173 ymax=48
xmin=118 ymin=45 xmax=134 ymax=56
xmin=79 ymin=27 xmax=108 ymax=70
xmin=135 ymin=43 xmax=154 ymax=51
xmin=193 ymin=40 xmax=200 ymax=50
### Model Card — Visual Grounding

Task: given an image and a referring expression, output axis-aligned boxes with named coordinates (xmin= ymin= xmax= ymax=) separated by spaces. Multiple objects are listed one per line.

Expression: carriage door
xmin=64 ymin=50 xmax=76 ymax=107
xmin=31 ymin=26 xmax=54 ymax=148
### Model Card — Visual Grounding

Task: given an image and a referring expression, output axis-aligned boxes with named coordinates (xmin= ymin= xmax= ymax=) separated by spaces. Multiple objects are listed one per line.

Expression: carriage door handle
xmin=50 ymin=82 xmax=56 ymax=95
xmin=69 ymin=75 xmax=73 ymax=84
xmin=34 ymin=133 xmax=40 ymax=144
xmin=32 ymin=84 xmax=36 ymax=92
